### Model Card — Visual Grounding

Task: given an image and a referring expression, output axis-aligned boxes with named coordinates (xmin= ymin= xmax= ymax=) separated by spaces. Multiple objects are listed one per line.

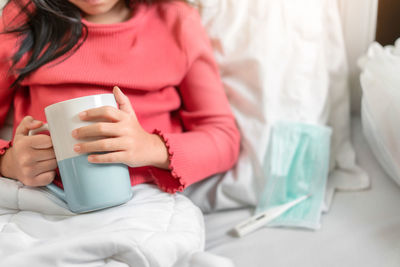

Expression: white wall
xmin=338 ymin=0 xmax=379 ymax=113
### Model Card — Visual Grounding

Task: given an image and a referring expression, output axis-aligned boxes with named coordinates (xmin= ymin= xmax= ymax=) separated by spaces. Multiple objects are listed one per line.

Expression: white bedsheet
xmin=0 ymin=183 xmax=210 ymax=267
xmin=204 ymin=117 xmax=400 ymax=267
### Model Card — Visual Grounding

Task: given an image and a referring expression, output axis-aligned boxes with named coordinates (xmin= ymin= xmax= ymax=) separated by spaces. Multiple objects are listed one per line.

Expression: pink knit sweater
xmin=0 ymin=2 xmax=240 ymax=193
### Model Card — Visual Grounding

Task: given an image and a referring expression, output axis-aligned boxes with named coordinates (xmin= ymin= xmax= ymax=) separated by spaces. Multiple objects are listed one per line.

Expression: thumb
xmin=113 ymin=86 xmax=135 ymax=115
xmin=15 ymin=116 xmax=43 ymax=136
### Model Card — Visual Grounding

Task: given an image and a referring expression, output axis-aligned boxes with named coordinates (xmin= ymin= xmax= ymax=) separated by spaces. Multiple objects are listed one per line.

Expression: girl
xmin=0 ymin=0 xmax=240 ymax=264
xmin=0 ymin=0 xmax=240 ymax=193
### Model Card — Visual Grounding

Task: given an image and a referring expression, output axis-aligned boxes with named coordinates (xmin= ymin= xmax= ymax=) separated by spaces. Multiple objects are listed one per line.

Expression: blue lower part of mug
xmin=58 ymin=154 xmax=133 ymax=213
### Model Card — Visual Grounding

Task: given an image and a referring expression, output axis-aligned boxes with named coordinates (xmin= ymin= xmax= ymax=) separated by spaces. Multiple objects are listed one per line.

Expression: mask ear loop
xmin=257 ymin=123 xmax=307 ymax=213
xmin=285 ymin=132 xmax=311 ymax=199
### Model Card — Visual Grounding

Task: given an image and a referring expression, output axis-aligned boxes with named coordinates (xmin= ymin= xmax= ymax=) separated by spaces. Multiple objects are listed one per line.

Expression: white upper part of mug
xmin=44 ymin=94 xmax=117 ymax=162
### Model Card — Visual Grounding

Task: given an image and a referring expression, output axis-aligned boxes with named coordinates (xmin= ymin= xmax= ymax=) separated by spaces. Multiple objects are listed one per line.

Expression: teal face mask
xmin=256 ymin=121 xmax=332 ymax=230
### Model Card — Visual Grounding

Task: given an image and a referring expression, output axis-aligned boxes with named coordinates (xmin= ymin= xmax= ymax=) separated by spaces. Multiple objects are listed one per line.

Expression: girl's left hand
xmin=72 ymin=86 xmax=169 ymax=169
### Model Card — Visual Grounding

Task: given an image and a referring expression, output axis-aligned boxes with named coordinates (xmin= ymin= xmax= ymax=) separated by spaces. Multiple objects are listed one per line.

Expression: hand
xmin=0 ymin=116 xmax=57 ymax=186
xmin=72 ymin=86 xmax=170 ymax=169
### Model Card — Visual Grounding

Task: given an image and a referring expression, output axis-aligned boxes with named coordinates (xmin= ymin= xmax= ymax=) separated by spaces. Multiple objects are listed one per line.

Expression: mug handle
xmin=28 ymin=124 xmax=67 ymax=202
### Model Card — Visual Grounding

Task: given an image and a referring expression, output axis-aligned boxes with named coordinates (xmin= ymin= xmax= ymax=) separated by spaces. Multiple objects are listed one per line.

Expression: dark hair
xmin=2 ymin=0 xmax=188 ymax=87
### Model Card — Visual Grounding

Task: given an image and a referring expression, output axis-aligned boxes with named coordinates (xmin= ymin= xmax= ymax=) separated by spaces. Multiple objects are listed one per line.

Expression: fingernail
xmin=71 ymin=129 xmax=78 ymax=138
xmin=73 ymin=144 xmax=80 ymax=152
xmin=114 ymin=86 xmax=122 ymax=94
xmin=79 ymin=111 xmax=87 ymax=118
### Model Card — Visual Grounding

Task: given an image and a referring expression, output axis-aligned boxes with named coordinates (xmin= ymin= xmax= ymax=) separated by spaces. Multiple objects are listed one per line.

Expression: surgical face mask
xmin=256 ymin=121 xmax=332 ymax=230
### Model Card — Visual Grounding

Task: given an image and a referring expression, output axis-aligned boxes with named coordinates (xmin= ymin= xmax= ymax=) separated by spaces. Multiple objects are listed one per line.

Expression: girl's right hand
xmin=0 ymin=116 xmax=57 ymax=186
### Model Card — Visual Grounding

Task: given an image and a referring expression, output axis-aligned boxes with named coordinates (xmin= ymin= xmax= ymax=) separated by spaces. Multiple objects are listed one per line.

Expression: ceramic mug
xmin=29 ymin=94 xmax=132 ymax=213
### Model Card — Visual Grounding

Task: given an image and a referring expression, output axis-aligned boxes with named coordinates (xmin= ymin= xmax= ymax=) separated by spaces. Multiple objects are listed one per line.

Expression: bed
xmin=204 ymin=117 xmax=400 ymax=267
xmin=1 ymin=0 xmax=399 ymax=266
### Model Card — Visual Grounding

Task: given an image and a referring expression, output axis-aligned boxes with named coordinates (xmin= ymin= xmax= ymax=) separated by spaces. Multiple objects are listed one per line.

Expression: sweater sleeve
xmin=150 ymin=8 xmax=240 ymax=193
xmin=0 ymin=18 xmax=16 ymax=155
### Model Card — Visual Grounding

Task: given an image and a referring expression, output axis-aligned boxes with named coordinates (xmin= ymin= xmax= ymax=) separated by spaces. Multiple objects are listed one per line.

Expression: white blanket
xmin=0 ymin=179 xmax=231 ymax=267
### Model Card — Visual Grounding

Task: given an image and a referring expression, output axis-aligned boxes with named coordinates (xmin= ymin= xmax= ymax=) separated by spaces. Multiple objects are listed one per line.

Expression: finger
xmin=88 ymin=151 xmax=126 ymax=164
xmin=79 ymin=106 xmax=122 ymax=122
xmin=72 ymin=123 xmax=120 ymax=139
xmin=113 ymin=86 xmax=135 ymax=116
xmin=28 ymin=135 xmax=53 ymax=149
xmin=74 ymin=137 xmax=126 ymax=154
xmin=32 ymin=171 xmax=56 ymax=186
xmin=15 ymin=116 xmax=43 ymax=136
xmin=33 ymin=148 xmax=56 ymax=162
xmin=32 ymin=159 xmax=58 ymax=177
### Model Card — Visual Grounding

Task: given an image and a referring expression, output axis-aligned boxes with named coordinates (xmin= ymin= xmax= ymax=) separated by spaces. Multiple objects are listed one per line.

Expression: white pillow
xmin=184 ymin=0 xmax=369 ymax=212
xmin=360 ymin=39 xmax=400 ymax=187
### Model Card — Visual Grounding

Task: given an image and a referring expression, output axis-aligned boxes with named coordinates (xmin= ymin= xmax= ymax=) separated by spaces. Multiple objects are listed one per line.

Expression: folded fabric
xmin=0 ymin=178 xmax=208 ymax=267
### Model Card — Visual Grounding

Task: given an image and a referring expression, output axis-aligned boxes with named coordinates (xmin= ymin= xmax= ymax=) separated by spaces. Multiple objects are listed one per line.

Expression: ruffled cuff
xmin=150 ymin=129 xmax=185 ymax=194
xmin=0 ymin=140 xmax=12 ymax=156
